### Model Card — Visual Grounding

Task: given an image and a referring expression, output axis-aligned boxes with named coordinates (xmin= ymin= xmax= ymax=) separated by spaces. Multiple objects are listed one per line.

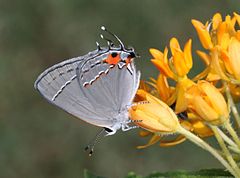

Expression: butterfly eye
xmin=111 ymin=52 xmax=118 ymax=58
xmin=128 ymin=52 xmax=136 ymax=58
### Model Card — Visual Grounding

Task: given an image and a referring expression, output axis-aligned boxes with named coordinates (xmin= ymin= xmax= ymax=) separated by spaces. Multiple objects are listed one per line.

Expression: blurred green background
xmin=0 ymin=0 xmax=239 ymax=178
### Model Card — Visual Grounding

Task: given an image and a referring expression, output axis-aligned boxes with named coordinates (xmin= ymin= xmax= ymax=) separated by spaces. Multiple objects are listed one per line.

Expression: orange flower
xmin=186 ymin=81 xmax=229 ymax=125
xmin=150 ymin=38 xmax=195 ymax=113
xmin=150 ymin=38 xmax=193 ymax=80
xmin=129 ymin=90 xmax=180 ymax=134
xmin=192 ymin=12 xmax=240 ymax=83
xmin=170 ymin=38 xmax=193 ymax=77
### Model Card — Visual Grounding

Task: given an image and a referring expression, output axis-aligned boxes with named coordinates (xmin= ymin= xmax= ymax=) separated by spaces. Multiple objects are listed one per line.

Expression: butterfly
xmin=34 ymin=26 xmax=140 ymax=155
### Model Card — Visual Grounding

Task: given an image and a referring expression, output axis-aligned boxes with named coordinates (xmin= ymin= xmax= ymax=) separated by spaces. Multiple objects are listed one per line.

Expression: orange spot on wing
xmin=125 ymin=57 xmax=131 ymax=65
xmin=104 ymin=53 xmax=120 ymax=65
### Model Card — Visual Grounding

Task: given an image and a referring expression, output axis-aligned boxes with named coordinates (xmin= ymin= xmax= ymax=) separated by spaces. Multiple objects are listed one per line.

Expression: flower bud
xmin=186 ymin=81 xmax=229 ymax=125
xmin=129 ymin=91 xmax=181 ymax=133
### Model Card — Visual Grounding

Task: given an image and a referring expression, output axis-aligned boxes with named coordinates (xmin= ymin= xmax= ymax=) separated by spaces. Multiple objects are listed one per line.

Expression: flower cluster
xmin=129 ymin=12 xmax=240 ymax=177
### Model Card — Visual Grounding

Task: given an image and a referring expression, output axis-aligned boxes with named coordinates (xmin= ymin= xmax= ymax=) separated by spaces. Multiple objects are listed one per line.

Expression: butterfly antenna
xmin=84 ymin=128 xmax=106 ymax=156
xmin=95 ymin=41 xmax=101 ymax=51
xmin=101 ymin=26 xmax=125 ymax=49
xmin=100 ymin=34 xmax=114 ymax=48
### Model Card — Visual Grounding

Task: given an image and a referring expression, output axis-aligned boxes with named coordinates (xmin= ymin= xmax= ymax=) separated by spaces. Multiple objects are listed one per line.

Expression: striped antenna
xmin=101 ymin=26 xmax=125 ymax=49
xmin=95 ymin=41 xmax=101 ymax=50
xmin=100 ymin=33 xmax=114 ymax=47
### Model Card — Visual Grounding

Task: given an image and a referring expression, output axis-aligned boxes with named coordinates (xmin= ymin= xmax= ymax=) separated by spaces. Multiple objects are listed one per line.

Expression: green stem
xmin=224 ymin=121 xmax=240 ymax=148
xmin=223 ymin=81 xmax=240 ymax=129
xmin=216 ymin=127 xmax=240 ymax=153
xmin=229 ymin=146 xmax=240 ymax=154
xmin=211 ymin=126 xmax=240 ymax=177
xmin=177 ymin=126 xmax=238 ymax=177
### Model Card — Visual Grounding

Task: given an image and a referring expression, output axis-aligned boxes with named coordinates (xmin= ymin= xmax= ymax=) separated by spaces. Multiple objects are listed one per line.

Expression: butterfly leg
xmin=125 ymin=100 xmax=150 ymax=110
xmin=121 ymin=124 xmax=139 ymax=132
xmin=131 ymin=101 xmax=150 ymax=107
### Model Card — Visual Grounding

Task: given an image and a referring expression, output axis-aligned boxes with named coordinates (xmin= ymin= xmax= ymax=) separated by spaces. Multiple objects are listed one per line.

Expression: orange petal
xmin=129 ymin=93 xmax=180 ymax=133
xmin=149 ymin=48 xmax=163 ymax=59
xmin=212 ymin=13 xmax=222 ymax=30
xmin=236 ymin=31 xmax=240 ymax=41
xmin=137 ymin=134 xmax=161 ymax=149
xmin=210 ymin=48 xmax=229 ymax=80
xmin=191 ymin=120 xmax=213 ymax=138
xmin=170 ymin=37 xmax=181 ymax=55
xmin=229 ymin=83 xmax=240 ymax=102
xmin=206 ymin=69 xmax=221 ymax=82
xmin=139 ymin=130 xmax=151 ymax=137
xmin=183 ymin=39 xmax=193 ymax=69
xmin=180 ymin=120 xmax=194 ymax=131
xmin=173 ymin=50 xmax=189 ymax=77
xmin=151 ymin=59 xmax=175 ymax=79
xmin=175 ymin=78 xmax=194 ymax=113
xmin=196 ymin=50 xmax=210 ymax=66
xmin=163 ymin=47 xmax=169 ymax=63
xmin=159 ymin=135 xmax=186 ymax=147
xmin=135 ymin=89 xmax=148 ymax=100
xmin=138 ymin=80 xmax=151 ymax=92
xmin=228 ymin=37 xmax=240 ymax=80
xmin=225 ymin=14 xmax=236 ymax=35
xmin=217 ymin=22 xmax=230 ymax=49
xmin=192 ymin=96 xmax=220 ymax=123
xmin=192 ymin=19 xmax=213 ymax=49
xmin=234 ymin=12 xmax=240 ymax=26
xmin=156 ymin=74 xmax=171 ymax=102
xmin=199 ymin=81 xmax=228 ymax=118
xmin=221 ymin=50 xmax=234 ymax=75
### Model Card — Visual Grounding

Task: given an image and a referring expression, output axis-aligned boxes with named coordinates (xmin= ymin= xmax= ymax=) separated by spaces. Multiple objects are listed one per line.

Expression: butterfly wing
xmin=77 ymin=61 xmax=140 ymax=115
xmin=34 ymin=52 xmax=115 ymax=127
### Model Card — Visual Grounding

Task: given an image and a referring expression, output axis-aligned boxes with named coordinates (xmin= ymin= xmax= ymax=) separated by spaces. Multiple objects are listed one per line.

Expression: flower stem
xmin=177 ymin=126 xmax=238 ymax=177
xmin=211 ymin=126 xmax=240 ymax=177
xmin=223 ymin=81 xmax=240 ymax=129
xmin=216 ymin=127 xmax=237 ymax=148
xmin=224 ymin=121 xmax=240 ymax=148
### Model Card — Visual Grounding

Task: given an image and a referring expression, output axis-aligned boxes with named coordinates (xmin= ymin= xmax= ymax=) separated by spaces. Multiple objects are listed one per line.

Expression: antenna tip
xmin=101 ymin=26 xmax=106 ymax=31
xmin=89 ymin=150 xmax=93 ymax=156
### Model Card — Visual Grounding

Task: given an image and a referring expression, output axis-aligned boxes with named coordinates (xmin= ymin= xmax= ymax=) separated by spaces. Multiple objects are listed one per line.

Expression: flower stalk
xmin=133 ymin=12 xmax=240 ymax=177
xmin=223 ymin=121 xmax=240 ymax=148
xmin=223 ymin=81 xmax=240 ymax=128
xmin=210 ymin=125 xmax=240 ymax=177
xmin=177 ymin=126 xmax=238 ymax=177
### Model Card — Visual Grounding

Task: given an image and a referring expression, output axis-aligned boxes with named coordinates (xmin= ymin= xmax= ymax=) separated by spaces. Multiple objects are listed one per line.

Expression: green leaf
xmin=84 ymin=169 xmax=233 ymax=178
xmin=126 ymin=169 xmax=233 ymax=178
xmin=124 ymin=171 xmax=142 ymax=178
xmin=83 ymin=169 xmax=107 ymax=178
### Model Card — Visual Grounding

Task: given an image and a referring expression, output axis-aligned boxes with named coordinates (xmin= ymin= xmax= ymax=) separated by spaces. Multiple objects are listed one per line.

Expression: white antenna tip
xmin=101 ymin=26 xmax=106 ymax=31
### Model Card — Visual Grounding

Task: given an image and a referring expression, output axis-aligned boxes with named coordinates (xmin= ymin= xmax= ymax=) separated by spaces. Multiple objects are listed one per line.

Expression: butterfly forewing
xmin=34 ymin=52 xmax=116 ymax=127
